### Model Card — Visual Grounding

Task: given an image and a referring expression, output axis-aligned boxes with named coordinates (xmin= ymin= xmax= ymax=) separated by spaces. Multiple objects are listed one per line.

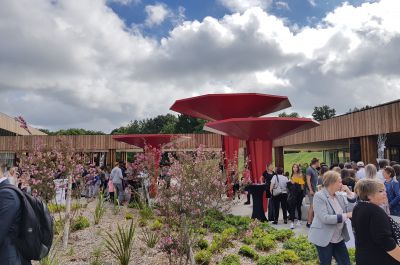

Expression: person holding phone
xmin=308 ymin=170 xmax=356 ymax=265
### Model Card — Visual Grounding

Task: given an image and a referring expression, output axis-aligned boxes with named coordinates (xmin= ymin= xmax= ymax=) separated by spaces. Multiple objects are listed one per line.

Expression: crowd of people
xmin=0 ymin=159 xmax=165 ymax=208
xmin=240 ymin=158 xmax=400 ymax=265
xmin=84 ymin=161 xmax=167 ymax=206
xmin=3 ymin=156 xmax=400 ymax=264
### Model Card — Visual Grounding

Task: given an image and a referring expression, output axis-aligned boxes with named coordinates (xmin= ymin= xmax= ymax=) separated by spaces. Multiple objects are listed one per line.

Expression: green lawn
xmin=283 ymin=151 xmax=323 ymax=174
xmin=236 ymin=151 xmax=323 ymax=178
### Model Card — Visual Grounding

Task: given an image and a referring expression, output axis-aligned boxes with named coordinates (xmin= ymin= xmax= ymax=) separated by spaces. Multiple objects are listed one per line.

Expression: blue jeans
xmin=315 ymin=240 xmax=351 ymax=265
xmin=114 ymin=183 xmax=124 ymax=204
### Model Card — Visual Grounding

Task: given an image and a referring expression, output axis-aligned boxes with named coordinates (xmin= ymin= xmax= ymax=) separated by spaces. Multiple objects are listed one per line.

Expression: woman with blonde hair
xmin=308 ymin=170 xmax=356 ymax=265
xmin=365 ymin=164 xmax=381 ymax=181
xmin=353 ymin=179 xmax=400 ymax=264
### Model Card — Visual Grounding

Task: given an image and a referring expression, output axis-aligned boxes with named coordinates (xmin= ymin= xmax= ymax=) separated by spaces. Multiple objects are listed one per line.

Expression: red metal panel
xmin=204 ymin=118 xmax=319 ymax=141
xmin=170 ymin=93 xmax=291 ymax=121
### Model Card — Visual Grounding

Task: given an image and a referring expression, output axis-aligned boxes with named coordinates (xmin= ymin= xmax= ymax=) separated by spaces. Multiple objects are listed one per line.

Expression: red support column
xmin=246 ymin=140 xmax=272 ymax=183
xmin=246 ymin=140 xmax=272 ymax=212
xmin=222 ymin=135 xmax=240 ymax=198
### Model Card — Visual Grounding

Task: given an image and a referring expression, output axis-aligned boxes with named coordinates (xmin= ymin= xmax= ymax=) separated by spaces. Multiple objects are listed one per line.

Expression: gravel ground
xmin=33 ymin=200 xmax=169 ymax=265
xmin=32 ymin=197 xmax=305 ymax=265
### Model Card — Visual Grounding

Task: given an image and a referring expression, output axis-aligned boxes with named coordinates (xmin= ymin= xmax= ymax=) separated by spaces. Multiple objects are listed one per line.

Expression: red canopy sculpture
xmin=170 ymin=93 xmax=291 ymax=121
xmin=170 ymin=93 xmax=292 ymax=196
xmin=204 ymin=117 xmax=320 ymax=183
xmin=112 ymin=134 xmax=190 ymax=197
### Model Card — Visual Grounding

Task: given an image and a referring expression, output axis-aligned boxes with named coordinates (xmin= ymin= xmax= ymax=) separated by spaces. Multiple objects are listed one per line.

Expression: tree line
xmin=39 ymin=114 xmax=207 ymax=135
xmin=39 ymin=105 xmax=351 ymax=135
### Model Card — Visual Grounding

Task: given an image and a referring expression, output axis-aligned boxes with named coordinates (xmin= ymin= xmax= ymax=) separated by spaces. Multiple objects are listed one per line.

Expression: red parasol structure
xmin=204 ymin=117 xmax=320 ymax=183
xmin=112 ymin=134 xmax=190 ymax=197
xmin=205 ymin=117 xmax=318 ymax=219
xmin=170 ymin=93 xmax=291 ymax=121
xmin=170 ymin=93 xmax=292 ymax=197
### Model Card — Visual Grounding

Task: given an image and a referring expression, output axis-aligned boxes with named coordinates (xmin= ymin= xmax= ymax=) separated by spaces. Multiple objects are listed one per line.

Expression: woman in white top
xmin=270 ymin=167 xmax=289 ymax=224
xmin=365 ymin=164 xmax=382 ymax=182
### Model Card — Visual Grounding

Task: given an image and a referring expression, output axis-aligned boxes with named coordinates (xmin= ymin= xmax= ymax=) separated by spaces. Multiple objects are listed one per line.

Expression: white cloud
xmin=308 ymin=0 xmax=316 ymax=7
xmin=218 ymin=0 xmax=273 ymax=12
xmin=144 ymin=3 xmax=171 ymax=27
xmin=107 ymin=0 xmax=141 ymax=5
xmin=0 ymin=0 xmax=400 ymax=132
xmin=275 ymin=1 xmax=290 ymax=10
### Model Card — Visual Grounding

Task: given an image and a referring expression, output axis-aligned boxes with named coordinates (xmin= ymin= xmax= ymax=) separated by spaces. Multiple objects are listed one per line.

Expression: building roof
xmin=273 ymin=99 xmax=400 ymax=147
xmin=0 ymin=112 xmax=46 ymax=136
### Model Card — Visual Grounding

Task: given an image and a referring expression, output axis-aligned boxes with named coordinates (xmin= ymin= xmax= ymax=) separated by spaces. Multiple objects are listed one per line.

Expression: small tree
xmin=19 ymin=138 xmax=86 ymax=249
xmin=131 ymin=145 xmax=162 ymax=199
xmin=156 ymin=146 xmax=232 ymax=265
xmin=377 ymin=134 xmax=387 ymax=159
xmin=278 ymin=112 xmax=300 ymax=118
xmin=312 ymin=105 xmax=336 ymax=121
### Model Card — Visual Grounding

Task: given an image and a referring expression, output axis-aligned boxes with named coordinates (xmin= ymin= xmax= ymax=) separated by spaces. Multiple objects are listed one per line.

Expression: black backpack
xmin=0 ymin=185 xmax=54 ymax=260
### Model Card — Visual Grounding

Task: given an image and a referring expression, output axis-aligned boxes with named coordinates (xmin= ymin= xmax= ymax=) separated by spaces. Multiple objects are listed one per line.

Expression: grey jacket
xmin=308 ymin=188 xmax=356 ymax=247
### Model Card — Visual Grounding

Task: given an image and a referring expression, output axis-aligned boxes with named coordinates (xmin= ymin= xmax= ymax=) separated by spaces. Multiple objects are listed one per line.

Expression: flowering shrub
xmin=18 ymin=138 xmax=87 ymax=248
xmin=131 ymin=145 xmax=162 ymax=198
xmin=159 ymin=235 xmax=180 ymax=257
xmin=156 ymin=146 xmax=232 ymax=264
xmin=19 ymin=138 xmax=85 ymax=202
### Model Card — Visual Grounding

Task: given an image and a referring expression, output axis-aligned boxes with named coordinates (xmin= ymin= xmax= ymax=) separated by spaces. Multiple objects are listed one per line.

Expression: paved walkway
xmin=229 ymin=196 xmax=310 ymax=236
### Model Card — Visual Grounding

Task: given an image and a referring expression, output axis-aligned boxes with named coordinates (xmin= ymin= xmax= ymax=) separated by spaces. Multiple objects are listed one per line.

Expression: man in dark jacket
xmin=0 ymin=169 xmax=28 ymax=265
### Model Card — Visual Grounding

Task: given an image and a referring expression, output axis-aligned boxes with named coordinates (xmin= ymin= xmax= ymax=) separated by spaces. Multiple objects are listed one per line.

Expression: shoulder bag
xmin=389 ymin=216 xmax=400 ymax=245
xmin=272 ymin=174 xmax=282 ymax=196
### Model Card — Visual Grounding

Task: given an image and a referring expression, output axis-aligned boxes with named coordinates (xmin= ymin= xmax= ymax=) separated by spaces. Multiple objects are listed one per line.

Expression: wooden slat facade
xmin=0 ymin=134 xmax=246 ymax=152
xmin=273 ymin=100 xmax=400 ymax=147
xmin=360 ymin=135 xmax=378 ymax=165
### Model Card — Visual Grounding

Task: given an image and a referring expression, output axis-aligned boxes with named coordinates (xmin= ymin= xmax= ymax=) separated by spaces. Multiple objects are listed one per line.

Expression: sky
xmin=0 ymin=0 xmax=399 ymax=133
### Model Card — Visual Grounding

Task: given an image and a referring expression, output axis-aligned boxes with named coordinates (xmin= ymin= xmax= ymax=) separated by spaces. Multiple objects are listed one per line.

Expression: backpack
xmin=272 ymin=175 xmax=282 ymax=196
xmin=0 ymin=185 xmax=54 ymax=260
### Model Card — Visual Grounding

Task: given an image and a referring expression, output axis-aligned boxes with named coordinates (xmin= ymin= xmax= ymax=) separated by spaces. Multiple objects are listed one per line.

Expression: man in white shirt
xmin=110 ymin=162 xmax=124 ymax=204
xmin=269 ymin=167 xmax=289 ymax=225
xmin=377 ymin=159 xmax=389 ymax=183
xmin=355 ymin=161 xmax=366 ymax=180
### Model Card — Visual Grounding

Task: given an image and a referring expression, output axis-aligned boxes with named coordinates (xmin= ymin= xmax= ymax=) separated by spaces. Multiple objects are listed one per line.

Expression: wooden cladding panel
xmin=274 ymin=146 xmax=284 ymax=169
xmin=360 ymin=135 xmax=377 ymax=165
xmin=0 ymin=134 xmax=245 ymax=152
xmin=273 ymin=101 xmax=400 ymax=147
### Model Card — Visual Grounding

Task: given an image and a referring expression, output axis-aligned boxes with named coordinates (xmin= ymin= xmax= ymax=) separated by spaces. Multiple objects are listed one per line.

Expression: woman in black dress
xmin=262 ymin=162 xmax=275 ymax=221
xmin=353 ymin=179 xmax=400 ymax=265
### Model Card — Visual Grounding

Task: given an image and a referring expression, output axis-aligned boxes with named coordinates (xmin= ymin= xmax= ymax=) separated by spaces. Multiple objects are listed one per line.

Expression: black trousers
xmin=233 ymin=184 xmax=240 ymax=199
xmin=268 ymin=197 xmax=274 ymax=221
xmin=272 ymin=193 xmax=288 ymax=222
xmin=288 ymin=195 xmax=304 ymax=221
xmin=245 ymin=185 xmax=251 ymax=203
